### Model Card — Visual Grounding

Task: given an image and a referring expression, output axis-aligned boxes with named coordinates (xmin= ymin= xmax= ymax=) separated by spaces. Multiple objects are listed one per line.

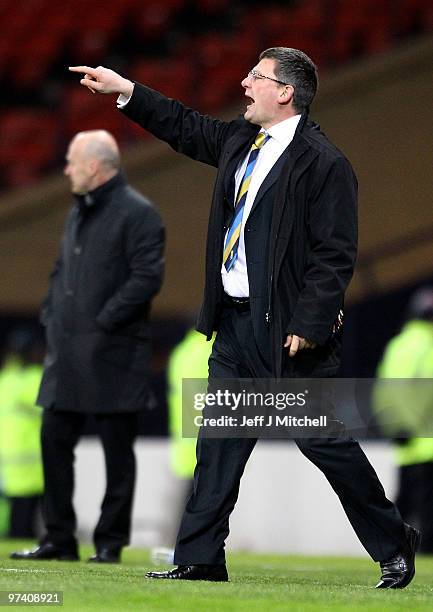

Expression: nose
xmin=241 ymin=74 xmax=250 ymax=88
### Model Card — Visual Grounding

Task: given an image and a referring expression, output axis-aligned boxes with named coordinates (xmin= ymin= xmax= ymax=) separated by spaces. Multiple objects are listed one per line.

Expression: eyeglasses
xmin=247 ymin=69 xmax=290 ymax=86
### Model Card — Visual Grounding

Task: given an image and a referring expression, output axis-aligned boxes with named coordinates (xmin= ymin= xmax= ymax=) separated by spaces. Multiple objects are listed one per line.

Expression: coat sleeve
xmin=40 ymin=209 xmax=74 ymax=326
xmin=96 ymin=203 xmax=165 ymax=332
xmin=120 ymin=83 xmax=236 ymax=168
xmin=40 ymin=258 xmax=60 ymax=326
xmin=287 ymin=156 xmax=358 ymax=345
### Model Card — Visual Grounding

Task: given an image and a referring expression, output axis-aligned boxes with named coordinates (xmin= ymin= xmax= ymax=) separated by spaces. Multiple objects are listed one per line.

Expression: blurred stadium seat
xmin=62 ymin=86 xmax=128 ymax=144
xmin=0 ymin=109 xmax=58 ymax=188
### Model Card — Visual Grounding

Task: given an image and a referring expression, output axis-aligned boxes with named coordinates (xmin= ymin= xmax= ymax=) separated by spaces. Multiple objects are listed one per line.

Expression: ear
xmin=88 ymin=159 xmax=99 ymax=176
xmin=279 ymin=85 xmax=294 ymax=106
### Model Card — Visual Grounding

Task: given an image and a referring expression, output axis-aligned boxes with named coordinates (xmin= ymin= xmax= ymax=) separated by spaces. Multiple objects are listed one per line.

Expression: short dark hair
xmin=259 ymin=47 xmax=318 ymax=113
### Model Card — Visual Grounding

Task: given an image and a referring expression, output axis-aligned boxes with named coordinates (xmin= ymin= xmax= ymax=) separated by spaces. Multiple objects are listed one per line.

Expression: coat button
xmin=66 ymin=289 xmax=74 ymax=296
xmin=74 ymin=246 xmax=81 ymax=255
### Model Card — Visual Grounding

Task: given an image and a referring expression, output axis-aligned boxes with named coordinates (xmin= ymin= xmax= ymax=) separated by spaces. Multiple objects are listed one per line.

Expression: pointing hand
xmin=68 ymin=65 xmax=134 ymax=98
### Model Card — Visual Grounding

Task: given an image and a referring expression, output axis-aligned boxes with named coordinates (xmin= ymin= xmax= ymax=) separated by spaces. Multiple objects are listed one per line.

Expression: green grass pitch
xmin=1 ymin=540 xmax=432 ymax=611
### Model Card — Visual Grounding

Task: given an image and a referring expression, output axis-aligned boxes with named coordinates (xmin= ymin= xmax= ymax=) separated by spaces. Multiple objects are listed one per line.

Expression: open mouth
xmin=246 ymin=96 xmax=255 ymax=110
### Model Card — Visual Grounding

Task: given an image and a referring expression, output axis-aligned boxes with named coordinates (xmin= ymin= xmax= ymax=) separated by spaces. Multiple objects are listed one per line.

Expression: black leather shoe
xmin=88 ymin=547 xmax=121 ymax=563
xmin=145 ymin=565 xmax=228 ymax=582
xmin=10 ymin=542 xmax=79 ymax=561
xmin=375 ymin=524 xmax=421 ymax=589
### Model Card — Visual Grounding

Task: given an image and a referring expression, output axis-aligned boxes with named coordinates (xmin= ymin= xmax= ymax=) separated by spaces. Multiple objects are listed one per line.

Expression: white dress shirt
xmin=117 ymin=92 xmax=132 ymax=108
xmin=222 ymin=114 xmax=301 ymax=298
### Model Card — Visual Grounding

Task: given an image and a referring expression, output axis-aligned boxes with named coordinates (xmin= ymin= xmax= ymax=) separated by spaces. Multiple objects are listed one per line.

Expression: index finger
xmin=289 ymin=335 xmax=300 ymax=357
xmin=69 ymin=66 xmax=97 ymax=76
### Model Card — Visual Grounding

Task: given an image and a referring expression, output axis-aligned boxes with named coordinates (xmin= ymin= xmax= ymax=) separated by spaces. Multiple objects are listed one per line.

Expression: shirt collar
xmin=262 ymin=114 xmax=302 ymax=147
xmin=73 ymin=171 xmax=125 ymax=211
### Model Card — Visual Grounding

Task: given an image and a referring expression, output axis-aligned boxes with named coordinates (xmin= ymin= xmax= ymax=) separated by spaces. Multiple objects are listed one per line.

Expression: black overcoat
xmin=122 ymin=85 xmax=357 ymax=377
xmin=37 ymin=172 xmax=165 ymax=412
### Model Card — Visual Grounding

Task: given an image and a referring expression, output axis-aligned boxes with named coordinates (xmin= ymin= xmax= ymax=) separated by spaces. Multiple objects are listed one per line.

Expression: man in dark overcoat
xmin=69 ymin=48 xmax=419 ymax=587
xmin=11 ymin=130 xmax=165 ymax=563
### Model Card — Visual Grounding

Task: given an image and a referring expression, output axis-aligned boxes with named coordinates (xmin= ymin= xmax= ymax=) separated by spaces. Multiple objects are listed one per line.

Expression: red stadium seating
xmin=131 ymin=0 xmax=187 ymax=41
xmin=1 ymin=0 xmax=432 ymax=189
xmin=130 ymin=57 xmax=195 ymax=103
xmin=62 ymin=86 xmax=128 ymax=144
xmin=0 ymin=109 xmax=59 ymax=187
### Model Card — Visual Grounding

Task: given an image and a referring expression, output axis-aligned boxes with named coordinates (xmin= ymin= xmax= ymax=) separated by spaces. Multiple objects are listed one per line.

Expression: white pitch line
xmin=1 ymin=568 xmax=60 ymax=573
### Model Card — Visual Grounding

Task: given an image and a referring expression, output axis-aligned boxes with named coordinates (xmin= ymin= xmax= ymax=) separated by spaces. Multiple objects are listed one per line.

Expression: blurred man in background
xmin=11 ymin=130 xmax=165 ymax=563
xmin=70 ymin=47 xmax=418 ymax=588
xmin=374 ymin=287 xmax=433 ymax=553
xmin=0 ymin=327 xmax=44 ymax=539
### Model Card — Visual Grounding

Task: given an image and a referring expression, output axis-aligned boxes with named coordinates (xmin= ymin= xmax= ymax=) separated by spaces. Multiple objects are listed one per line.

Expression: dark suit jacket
xmin=37 ymin=172 xmax=165 ymax=413
xmin=122 ymin=85 xmax=357 ymax=376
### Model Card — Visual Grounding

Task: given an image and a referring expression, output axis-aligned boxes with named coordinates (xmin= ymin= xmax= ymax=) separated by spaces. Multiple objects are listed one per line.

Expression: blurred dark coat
xmin=37 ymin=172 xmax=165 ymax=413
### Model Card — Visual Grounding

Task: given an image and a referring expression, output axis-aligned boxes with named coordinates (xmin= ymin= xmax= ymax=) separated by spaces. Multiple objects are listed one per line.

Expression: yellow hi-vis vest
xmin=168 ymin=329 xmax=214 ymax=479
xmin=0 ymin=359 xmax=44 ymax=496
xmin=374 ymin=320 xmax=433 ymax=466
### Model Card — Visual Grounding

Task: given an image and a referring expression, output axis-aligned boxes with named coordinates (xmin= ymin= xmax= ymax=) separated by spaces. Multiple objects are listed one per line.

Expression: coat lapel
xmin=270 ymin=137 xmax=319 ymax=291
xmin=248 ymin=147 xmax=291 ymax=218
xmin=223 ymin=130 xmax=259 ymax=207
xmin=272 ymin=137 xmax=315 ymax=237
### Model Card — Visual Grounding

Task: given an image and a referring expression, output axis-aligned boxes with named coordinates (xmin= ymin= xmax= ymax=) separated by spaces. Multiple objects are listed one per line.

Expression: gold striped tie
xmin=223 ymin=132 xmax=270 ymax=271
